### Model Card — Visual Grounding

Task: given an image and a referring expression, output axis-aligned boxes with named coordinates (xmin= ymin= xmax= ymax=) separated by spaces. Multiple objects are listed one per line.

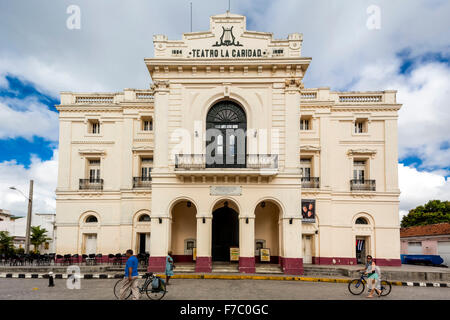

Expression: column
xmin=195 ymin=214 xmax=212 ymax=272
xmin=284 ymin=80 xmax=301 ymax=173
xmin=121 ymin=116 xmax=133 ymax=189
xmin=281 ymin=217 xmax=303 ymax=274
xmin=239 ymin=215 xmax=255 ymax=273
xmin=148 ymin=216 xmax=170 ymax=272
xmin=152 ymin=80 xmax=170 ymax=173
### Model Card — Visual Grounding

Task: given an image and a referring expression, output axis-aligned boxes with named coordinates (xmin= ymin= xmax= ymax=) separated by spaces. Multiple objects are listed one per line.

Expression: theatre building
xmin=55 ymin=12 xmax=402 ymax=274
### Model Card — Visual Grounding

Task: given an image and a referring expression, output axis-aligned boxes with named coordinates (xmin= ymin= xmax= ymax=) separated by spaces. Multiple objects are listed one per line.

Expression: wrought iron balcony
xmin=246 ymin=154 xmax=278 ymax=169
xmin=301 ymin=177 xmax=320 ymax=188
xmin=350 ymin=179 xmax=376 ymax=191
xmin=133 ymin=176 xmax=152 ymax=188
xmin=79 ymin=179 xmax=103 ymax=190
xmin=175 ymin=154 xmax=278 ymax=170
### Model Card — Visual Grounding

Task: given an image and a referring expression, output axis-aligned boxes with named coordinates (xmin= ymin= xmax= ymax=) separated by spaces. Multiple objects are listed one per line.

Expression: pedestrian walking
xmin=119 ymin=249 xmax=140 ymax=300
xmin=165 ymin=251 xmax=175 ymax=285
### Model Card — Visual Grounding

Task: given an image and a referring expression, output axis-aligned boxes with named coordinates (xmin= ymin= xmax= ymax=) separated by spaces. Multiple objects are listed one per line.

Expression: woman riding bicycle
xmin=363 ymin=255 xmax=381 ymax=298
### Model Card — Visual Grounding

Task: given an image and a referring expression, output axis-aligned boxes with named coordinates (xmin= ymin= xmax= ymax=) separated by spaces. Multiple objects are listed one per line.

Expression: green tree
xmin=30 ymin=226 xmax=52 ymax=253
xmin=0 ymin=231 xmax=14 ymax=255
xmin=401 ymin=200 xmax=450 ymax=227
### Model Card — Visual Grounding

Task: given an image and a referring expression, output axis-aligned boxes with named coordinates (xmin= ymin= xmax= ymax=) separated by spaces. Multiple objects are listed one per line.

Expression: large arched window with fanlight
xmin=206 ymin=101 xmax=247 ymax=168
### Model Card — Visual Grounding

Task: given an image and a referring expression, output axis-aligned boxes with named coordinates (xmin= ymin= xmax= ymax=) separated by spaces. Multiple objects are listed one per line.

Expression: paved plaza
xmin=0 ymin=278 xmax=448 ymax=300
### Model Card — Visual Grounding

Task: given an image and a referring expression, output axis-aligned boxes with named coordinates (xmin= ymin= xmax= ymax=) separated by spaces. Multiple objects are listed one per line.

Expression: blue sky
xmin=0 ymin=0 xmax=449 ymax=217
xmin=0 ymin=75 xmax=58 ymax=167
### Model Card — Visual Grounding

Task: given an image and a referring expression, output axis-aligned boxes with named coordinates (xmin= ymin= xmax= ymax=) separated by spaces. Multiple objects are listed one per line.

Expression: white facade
xmin=55 ymin=12 xmax=402 ymax=274
xmin=0 ymin=210 xmax=55 ymax=253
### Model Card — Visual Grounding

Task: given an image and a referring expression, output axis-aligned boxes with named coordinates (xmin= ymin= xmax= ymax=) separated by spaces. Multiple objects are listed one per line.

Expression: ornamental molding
xmin=56 ymin=106 xmax=121 ymax=113
xmin=132 ymin=146 xmax=154 ymax=152
xmin=72 ymin=141 xmax=115 ymax=145
xmin=284 ymin=78 xmax=304 ymax=92
xmin=300 ymin=145 xmax=321 ymax=152
xmin=332 ymin=105 xmax=401 ymax=112
xmin=78 ymin=149 xmax=107 ymax=156
xmin=347 ymin=148 xmax=377 ymax=158
xmin=151 ymin=80 xmax=170 ymax=92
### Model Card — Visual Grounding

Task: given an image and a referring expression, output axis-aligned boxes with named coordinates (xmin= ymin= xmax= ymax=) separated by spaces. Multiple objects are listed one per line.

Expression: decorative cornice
xmin=78 ymin=149 xmax=107 ymax=156
xmin=300 ymin=145 xmax=321 ymax=152
xmin=151 ymin=80 xmax=170 ymax=92
xmin=132 ymin=146 xmax=154 ymax=152
xmin=72 ymin=141 xmax=115 ymax=145
xmin=332 ymin=105 xmax=401 ymax=112
xmin=347 ymin=148 xmax=377 ymax=158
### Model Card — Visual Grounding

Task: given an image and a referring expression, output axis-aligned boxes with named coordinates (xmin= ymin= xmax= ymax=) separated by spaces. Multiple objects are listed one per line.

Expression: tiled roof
xmin=400 ymin=223 xmax=450 ymax=238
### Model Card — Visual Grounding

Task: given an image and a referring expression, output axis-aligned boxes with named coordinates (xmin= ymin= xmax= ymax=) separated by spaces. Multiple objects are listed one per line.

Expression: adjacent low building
xmin=0 ymin=209 xmax=55 ymax=253
xmin=400 ymin=223 xmax=450 ymax=266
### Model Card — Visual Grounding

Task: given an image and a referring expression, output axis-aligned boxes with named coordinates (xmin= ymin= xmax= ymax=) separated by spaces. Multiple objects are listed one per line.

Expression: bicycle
xmin=348 ymin=272 xmax=392 ymax=296
xmin=114 ymin=272 xmax=167 ymax=300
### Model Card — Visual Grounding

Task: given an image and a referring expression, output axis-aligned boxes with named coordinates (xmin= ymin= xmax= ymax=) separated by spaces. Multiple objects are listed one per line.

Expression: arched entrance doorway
xmin=212 ymin=201 xmax=239 ymax=261
xmin=170 ymin=200 xmax=197 ymax=263
xmin=254 ymin=200 xmax=281 ymax=265
xmin=206 ymin=100 xmax=247 ymax=168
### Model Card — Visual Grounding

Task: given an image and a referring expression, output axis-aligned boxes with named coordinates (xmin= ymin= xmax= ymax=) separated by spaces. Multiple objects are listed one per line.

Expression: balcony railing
xmin=301 ymin=177 xmax=320 ymax=188
xmin=79 ymin=179 xmax=103 ymax=190
xmin=339 ymin=96 xmax=382 ymax=103
xmin=246 ymin=154 xmax=278 ymax=169
xmin=175 ymin=154 xmax=278 ymax=170
xmin=75 ymin=96 xmax=113 ymax=104
xmin=133 ymin=177 xmax=152 ymax=188
xmin=350 ymin=179 xmax=376 ymax=191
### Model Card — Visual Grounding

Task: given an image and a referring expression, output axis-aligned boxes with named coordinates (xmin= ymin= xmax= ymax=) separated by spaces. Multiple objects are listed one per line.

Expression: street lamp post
xmin=9 ymin=180 xmax=34 ymax=254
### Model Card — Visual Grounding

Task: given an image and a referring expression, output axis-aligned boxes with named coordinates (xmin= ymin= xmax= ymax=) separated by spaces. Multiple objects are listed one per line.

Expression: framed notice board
xmin=260 ymin=248 xmax=270 ymax=262
xmin=230 ymin=247 xmax=240 ymax=261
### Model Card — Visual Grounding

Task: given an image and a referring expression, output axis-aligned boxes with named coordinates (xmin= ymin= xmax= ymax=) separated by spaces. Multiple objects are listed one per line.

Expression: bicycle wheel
xmin=145 ymin=279 xmax=167 ymax=300
xmin=114 ymin=278 xmax=132 ymax=300
xmin=348 ymin=279 xmax=365 ymax=295
xmin=380 ymin=280 xmax=392 ymax=296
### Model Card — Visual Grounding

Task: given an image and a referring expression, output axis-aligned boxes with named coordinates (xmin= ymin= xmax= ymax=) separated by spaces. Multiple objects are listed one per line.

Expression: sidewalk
xmin=1 ymin=263 xmax=449 ymax=287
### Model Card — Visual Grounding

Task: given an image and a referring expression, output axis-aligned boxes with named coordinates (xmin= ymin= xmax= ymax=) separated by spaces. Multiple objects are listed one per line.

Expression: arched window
xmin=138 ymin=214 xmax=151 ymax=222
xmin=206 ymin=101 xmax=246 ymax=168
xmin=85 ymin=215 xmax=98 ymax=223
xmin=355 ymin=217 xmax=369 ymax=225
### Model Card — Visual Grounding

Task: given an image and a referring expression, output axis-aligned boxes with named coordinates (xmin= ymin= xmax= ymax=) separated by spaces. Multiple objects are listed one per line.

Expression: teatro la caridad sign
xmin=152 ymin=12 xmax=304 ymax=61
xmin=191 ymin=26 xmax=265 ymax=58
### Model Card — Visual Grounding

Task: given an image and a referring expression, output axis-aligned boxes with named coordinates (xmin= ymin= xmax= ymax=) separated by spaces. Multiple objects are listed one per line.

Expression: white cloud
xmin=0 ymin=56 xmax=108 ymax=98
xmin=349 ymin=58 xmax=450 ymax=170
xmin=0 ymin=96 xmax=59 ymax=141
xmin=399 ymin=163 xmax=450 ymax=218
xmin=0 ymin=150 xmax=58 ymax=217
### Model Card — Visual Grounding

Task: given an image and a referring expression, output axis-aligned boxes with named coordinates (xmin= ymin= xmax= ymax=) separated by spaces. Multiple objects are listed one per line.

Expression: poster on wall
xmin=260 ymin=248 xmax=270 ymax=262
xmin=230 ymin=247 xmax=240 ymax=261
xmin=302 ymin=199 xmax=316 ymax=223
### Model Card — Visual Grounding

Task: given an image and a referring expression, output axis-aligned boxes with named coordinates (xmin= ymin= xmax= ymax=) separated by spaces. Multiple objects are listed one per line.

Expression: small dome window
xmin=139 ymin=214 xmax=151 ymax=222
xmin=86 ymin=215 xmax=98 ymax=223
xmin=355 ymin=217 xmax=368 ymax=225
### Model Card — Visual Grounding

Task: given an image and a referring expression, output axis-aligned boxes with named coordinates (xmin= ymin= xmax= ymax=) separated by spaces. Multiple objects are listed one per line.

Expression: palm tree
xmin=30 ymin=226 xmax=52 ymax=253
xmin=0 ymin=231 xmax=14 ymax=254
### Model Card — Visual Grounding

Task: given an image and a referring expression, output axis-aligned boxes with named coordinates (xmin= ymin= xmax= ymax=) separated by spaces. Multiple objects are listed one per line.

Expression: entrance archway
xmin=170 ymin=200 xmax=197 ymax=263
xmin=254 ymin=200 xmax=281 ymax=264
xmin=212 ymin=201 xmax=239 ymax=261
